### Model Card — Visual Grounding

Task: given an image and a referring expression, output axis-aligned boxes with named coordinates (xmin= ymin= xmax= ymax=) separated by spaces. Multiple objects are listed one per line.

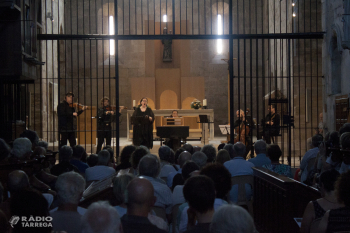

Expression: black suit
xmin=96 ymin=107 xmax=119 ymax=153
xmin=57 ymin=101 xmax=83 ymax=147
xmin=259 ymin=113 xmax=280 ymax=144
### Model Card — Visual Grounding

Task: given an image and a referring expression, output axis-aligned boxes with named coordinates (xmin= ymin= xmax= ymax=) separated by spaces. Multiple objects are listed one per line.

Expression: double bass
xmin=233 ymin=109 xmax=250 ymax=145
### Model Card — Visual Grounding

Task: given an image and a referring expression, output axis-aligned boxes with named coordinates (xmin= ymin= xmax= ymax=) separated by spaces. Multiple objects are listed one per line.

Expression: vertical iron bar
xmin=198 ymin=0 xmax=199 ymax=34
xmin=192 ymin=0 xmax=193 ymax=34
xmin=288 ymin=39 xmax=292 ymax=165
xmin=172 ymin=0 xmax=175 ymax=34
xmin=115 ymin=0 xmax=120 ymax=157
xmin=229 ymin=0 xmax=233 ymax=143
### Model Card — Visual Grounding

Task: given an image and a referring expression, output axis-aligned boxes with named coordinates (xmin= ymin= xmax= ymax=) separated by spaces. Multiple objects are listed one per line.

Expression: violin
xmin=69 ymin=103 xmax=88 ymax=110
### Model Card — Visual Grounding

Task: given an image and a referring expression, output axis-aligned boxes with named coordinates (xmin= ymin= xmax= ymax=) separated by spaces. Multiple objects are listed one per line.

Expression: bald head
xmin=7 ymin=170 xmax=29 ymax=193
xmin=178 ymin=151 xmax=192 ymax=168
xmin=126 ymin=178 xmax=154 ymax=209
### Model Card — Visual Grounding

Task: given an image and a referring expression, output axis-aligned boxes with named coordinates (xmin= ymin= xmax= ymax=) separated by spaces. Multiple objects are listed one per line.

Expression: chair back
xmin=172 ymin=203 xmax=181 ymax=233
xmin=151 ymin=206 xmax=167 ymax=221
xmin=231 ymin=175 xmax=254 ymax=217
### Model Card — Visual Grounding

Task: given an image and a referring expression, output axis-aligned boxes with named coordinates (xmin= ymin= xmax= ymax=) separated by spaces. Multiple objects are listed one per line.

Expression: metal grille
xmin=6 ymin=0 xmax=323 ymax=165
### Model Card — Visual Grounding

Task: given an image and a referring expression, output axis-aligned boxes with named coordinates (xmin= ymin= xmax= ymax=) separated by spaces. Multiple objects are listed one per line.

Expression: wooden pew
xmin=253 ymin=167 xmax=321 ymax=233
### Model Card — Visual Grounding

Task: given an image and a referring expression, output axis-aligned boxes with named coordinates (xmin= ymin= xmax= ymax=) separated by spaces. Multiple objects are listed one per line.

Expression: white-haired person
xmin=50 ymin=171 xmax=86 ymax=233
xmin=210 ymin=204 xmax=256 ymax=233
xmin=85 ymin=149 xmax=116 ymax=182
xmin=10 ymin=137 xmax=32 ymax=160
xmin=81 ymin=201 xmax=121 ymax=233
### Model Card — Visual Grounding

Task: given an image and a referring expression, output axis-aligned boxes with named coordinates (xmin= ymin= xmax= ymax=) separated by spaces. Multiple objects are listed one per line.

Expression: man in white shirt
xmin=85 ymin=150 xmax=116 ymax=182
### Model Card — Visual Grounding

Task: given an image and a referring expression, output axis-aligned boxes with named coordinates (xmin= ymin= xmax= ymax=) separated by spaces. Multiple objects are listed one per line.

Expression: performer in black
xmin=96 ymin=97 xmax=124 ymax=153
xmin=131 ymin=97 xmax=155 ymax=149
xmin=259 ymin=104 xmax=280 ymax=144
xmin=57 ymin=92 xmax=87 ymax=148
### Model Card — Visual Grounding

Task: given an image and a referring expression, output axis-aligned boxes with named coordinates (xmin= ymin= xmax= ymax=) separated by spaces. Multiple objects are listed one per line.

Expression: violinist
xmin=57 ymin=92 xmax=88 ymax=148
xmin=96 ymin=97 xmax=125 ymax=153
xmin=259 ymin=104 xmax=280 ymax=144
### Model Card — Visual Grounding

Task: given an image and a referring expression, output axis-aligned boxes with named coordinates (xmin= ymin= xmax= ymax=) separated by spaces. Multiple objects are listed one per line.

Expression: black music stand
xmin=197 ymin=115 xmax=214 ymax=145
xmin=131 ymin=116 xmax=147 ymax=125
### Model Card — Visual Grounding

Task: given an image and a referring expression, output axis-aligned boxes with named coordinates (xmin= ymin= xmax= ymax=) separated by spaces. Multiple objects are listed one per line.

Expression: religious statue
xmin=162 ymin=27 xmax=172 ymax=62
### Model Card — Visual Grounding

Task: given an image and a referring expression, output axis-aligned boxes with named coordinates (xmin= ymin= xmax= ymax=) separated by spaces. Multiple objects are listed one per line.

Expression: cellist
xmin=233 ymin=109 xmax=250 ymax=144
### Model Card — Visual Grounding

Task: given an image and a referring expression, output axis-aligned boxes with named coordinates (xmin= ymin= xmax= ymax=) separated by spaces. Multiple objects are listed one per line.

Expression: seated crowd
xmin=0 ymin=124 xmax=349 ymax=233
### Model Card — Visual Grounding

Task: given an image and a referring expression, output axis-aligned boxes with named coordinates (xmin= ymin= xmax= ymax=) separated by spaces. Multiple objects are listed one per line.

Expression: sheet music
xmin=219 ymin=125 xmax=231 ymax=135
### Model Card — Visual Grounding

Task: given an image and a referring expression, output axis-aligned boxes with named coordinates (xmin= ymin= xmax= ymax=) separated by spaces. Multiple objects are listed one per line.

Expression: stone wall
xmin=322 ymin=0 xmax=350 ymax=132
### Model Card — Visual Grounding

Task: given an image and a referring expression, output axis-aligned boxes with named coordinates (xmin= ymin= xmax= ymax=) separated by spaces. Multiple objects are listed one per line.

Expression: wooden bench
xmin=253 ymin=167 xmax=320 ymax=233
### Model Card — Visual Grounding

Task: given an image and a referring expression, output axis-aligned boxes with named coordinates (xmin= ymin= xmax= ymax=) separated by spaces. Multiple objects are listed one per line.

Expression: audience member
xmin=178 ymin=164 xmax=231 ymax=232
xmin=10 ymin=188 xmax=51 ymax=233
xmin=0 ymin=209 xmax=9 ymax=233
xmin=0 ymin=170 xmax=30 ymax=219
xmin=209 ymin=204 xmax=256 ymax=233
xmin=121 ymin=178 xmax=167 ymax=233
xmin=0 ymin=182 xmax=3 ymax=204
xmin=182 ymin=143 xmax=194 ymax=155
xmin=263 ymin=144 xmax=292 ymax=178
xmin=248 ymin=139 xmax=271 ymax=167
xmin=103 ymin=145 xmax=116 ymax=166
xmin=201 ymin=144 xmax=217 ymax=163
xmin=200 ymin=164 xmax=231 ymax=202
xmin=159 ymin=145 xmax=178 ymax=178
xmin=167 ymin=151 xmax=192 ymax=188
xmin=0 ymin=139 xmax=10 ymax=162
xmin=172 ymin=161 xmax=199 ymax=206
xmin=223 ymin=143 xmax=235 ymax=159
xmin=192 ymin=151 xmax=208 ymax=169
xmin=193 ymin=146 xmax=201 ymax=153
xmin=217 ymin=143 xmax=225 ymax=151
xmin=224 ymin=142 xmax=254 ymax=203
xmin=174 ymin=147 xmax=186 ymax=164
xmin=115 ymin=145 xmax=135 ymax=173
xmin=339 ymin=132 xmax=350 ymax=174
xmin=81 ymin=201 xmax=121 ymax=233
xmin=129 ymin=147 xmax=148 ymax=175
xmin=37 ymin=140 xmax=49 ymax=150
xmin=113 ymin=174 xmax=168 ymax=231
xmin=138 ymin=154 xmax=173 ymax=220
xmin=50 ymin=171 xmax=86 ymax=233
xmin=85 ymin=150 xmax=116 ymax=182
xmin=51 ymin=145 xmax=79 ymax=176
xmin=301 ymin=169 xmax=342 ymax=233
xmin=87 ymin=154 xmax=98 ymax=167
xmin=318 ymin=170 xmax=350 ymax=232
xmin=19 ymin=129 xmax=39 ymax=150
xmin=182 ymin=175 xmax=216 ymax=233
xmin=216 ymin=149 xmax=230 ymax=165
xmin=113 ymin=174 xmax=135 ymax=216
xmin=300 ymin=134 xmax=323 ymax=183
xmin=10 ymin=137 xmax=32 ymax=160
xmin=71 ymin=145 xmax=89 ymax=174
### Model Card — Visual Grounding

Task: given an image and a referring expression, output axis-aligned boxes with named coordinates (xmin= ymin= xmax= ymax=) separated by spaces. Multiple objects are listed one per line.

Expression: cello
xmin=233 ymin=109 xmax=250 ymax=145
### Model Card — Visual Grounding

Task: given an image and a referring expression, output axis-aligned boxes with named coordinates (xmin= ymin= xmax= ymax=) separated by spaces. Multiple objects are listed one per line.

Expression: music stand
xmin=198 ymin=115 xmax=214 ymax=145
xmin=131 ymin=116 xmax=146 ymax=125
